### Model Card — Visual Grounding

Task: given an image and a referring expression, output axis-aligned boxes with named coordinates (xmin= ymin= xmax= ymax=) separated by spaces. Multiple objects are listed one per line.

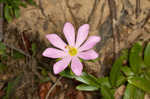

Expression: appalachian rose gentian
xmin=42 ymin=22 xmax=101 ymax=76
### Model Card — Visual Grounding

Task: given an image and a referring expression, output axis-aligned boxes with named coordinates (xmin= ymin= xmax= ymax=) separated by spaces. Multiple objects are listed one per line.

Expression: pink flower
xmin=42 ymin=22 xmax=101 ymax=76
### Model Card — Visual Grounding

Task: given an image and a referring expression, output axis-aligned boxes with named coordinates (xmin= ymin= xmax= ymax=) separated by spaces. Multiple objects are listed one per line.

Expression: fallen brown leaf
xmin=114 ymin=85 xmax=126 ymax=99
xmin=145 ymin=93 xmax=150 ymax=99
xmin=76 ymin=91 xmax=85 ymax=99
xmin=0 ymin=90 xmax=5 ymax=98
xmin=39 ymin=82 xmax=52 ymax=99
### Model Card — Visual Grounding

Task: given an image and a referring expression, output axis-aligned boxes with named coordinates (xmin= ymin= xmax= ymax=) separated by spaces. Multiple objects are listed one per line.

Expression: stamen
xmin=66 ymin=46 xmax=78 ymax=56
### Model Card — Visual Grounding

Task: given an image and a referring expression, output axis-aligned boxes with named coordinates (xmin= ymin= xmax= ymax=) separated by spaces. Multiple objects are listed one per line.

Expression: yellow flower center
xmin=66 ymin=46 xmax=78 ymax=56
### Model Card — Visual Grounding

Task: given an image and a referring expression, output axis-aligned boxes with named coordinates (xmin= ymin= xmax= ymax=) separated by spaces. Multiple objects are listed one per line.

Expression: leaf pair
xmin=60 ymin=69 xmax=115 ymax=98
xmin=60 ymin=70 xmax=100 ymax=91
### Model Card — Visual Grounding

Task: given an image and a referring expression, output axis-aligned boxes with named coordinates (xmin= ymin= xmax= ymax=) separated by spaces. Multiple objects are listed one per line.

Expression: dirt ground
xmin=0 ymin=0 xmax=150 ymax=99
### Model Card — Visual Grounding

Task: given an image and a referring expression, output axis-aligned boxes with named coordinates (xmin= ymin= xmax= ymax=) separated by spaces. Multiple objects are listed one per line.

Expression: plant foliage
xmin=60 ymin=42 xmax=150 ymax=99
xmin=0 ymin=0 xmax=36 ymax=22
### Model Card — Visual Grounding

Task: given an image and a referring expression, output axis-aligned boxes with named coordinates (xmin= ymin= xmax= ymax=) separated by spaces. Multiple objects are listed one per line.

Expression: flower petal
xmin=78 ymin=50 xmax=98 ymax=60
xmin=79 ymin=36 xmax=101 ymax=51
xmin=53 ymin=56 xmax=72 ymax=74
xmin=71 ymin=57 xmax=83 ymax=76
xmin=76 ymin=24 xmax=89 ymax=48
xmin=42 ymin=48 xmax=67 ymax=58
xmin=46 ymin=34 xmax=67 ymax=51
xmin=63 ymin=22 xmax=75 ymax=46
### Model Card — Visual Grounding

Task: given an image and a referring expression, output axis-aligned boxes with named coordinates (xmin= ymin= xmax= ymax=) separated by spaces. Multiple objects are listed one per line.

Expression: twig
xmin=38 ymin=0 xmax=57 ymax=29
xmin=108 ymin=0 xmax=117 ymax=20
xmin=122 ymin=0 xmax=133 ymax=10
xmin=87 ymin=0 xmax=100 ymax=23
xmin=19 ymin=32 xmax=29 ymax=54
xmin=45 ymin=76 xmax=62 ymax=99
xmin=136 ymin=0 xmax=140 ymax=18
xmin=4 ymin=43 xmax=31 ymax=57
xmin=30 ymin=58 xmax=44 ymax=80
xmin=38 ymin=0 xmax=46 ymax=17
xmin=97 ymin=1 xmax=106 ymax=28
xmin=58 ymin=0 xmax=67 ymax=22
xmin=141 ymin=11 xmax=150 ymax=28
xmin=65 ymin=0 xmax=78 ymax=26
xmin=108 ymin=0 xmax=120 ymax=59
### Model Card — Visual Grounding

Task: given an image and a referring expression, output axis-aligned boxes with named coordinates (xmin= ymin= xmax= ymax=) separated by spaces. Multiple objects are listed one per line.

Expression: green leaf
xmin=31 ymin=43 xmax=36 ymax=56
xmin=97 ymin=77 xmax=112 ymax=88
xmin=121 ymin=66 xmax=134 ymax=76
xmin=144 ymin=70 xmax=150 ymax=81
xmin=1 ymin=54 xmax=8 ymax=60
xmin=116 ymin=73 xmax=126 ymax=87
xmin=20 ymin=2 xmax=27 ymax=8
xmin=144 ymin=43 xmax=150 ymax=67
xmin=0 ymin=0 xmax=6 ymax=3
xmin=88 ymin=58 xmax=99 ymax=63
xmin=128 ymin=77 xmax=150 ymax=93
xmin=4 ymin=4 xmax=12 ymax=22
xmin=75 ymin=72 xmax=99 ymax=87
xmin=0 ymin=63 xmax=6 ymax=73
xmin=41 ymin=68 xmax=48 ymax=76
xmin=4 ymin=75 xmax=22 ymax=99
xmin=110 ymin=50 xmax=128 ymax=87
xmin=76 ymin=84 xmax=99 ymax=91
xmin=123 ymin=84 xmax=145 ymax=99
xmin=0 ymin=42 xmax=6 ymax=50
xmin=12 ymin=50 xmax=25 ymax=59
xmin=129 ymin=42 xmax=143 ymax=73
xmin=14 ymin=7 xmax=20 ymax=18
xmin=60 ymin=70 xmax=99 ymax=87
xmin=56 ymin=58 xmax=62 ymax=62
xmin=0 ymin=42 xmax=6 ymax=56
xmin=59 ymin=69 xmax=75 ymax=79
xmin=135 ymin=88 xmax=145 ymax=99
xmin=100 ymin=85 xmax=114 ymax=99
xmin=123 ymin=84 xmax=135 ymax=99
xmin=27 ymin=0 xmax=36 ymax=5
xmin=40 ymin=77 xmax=51 ymax=83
